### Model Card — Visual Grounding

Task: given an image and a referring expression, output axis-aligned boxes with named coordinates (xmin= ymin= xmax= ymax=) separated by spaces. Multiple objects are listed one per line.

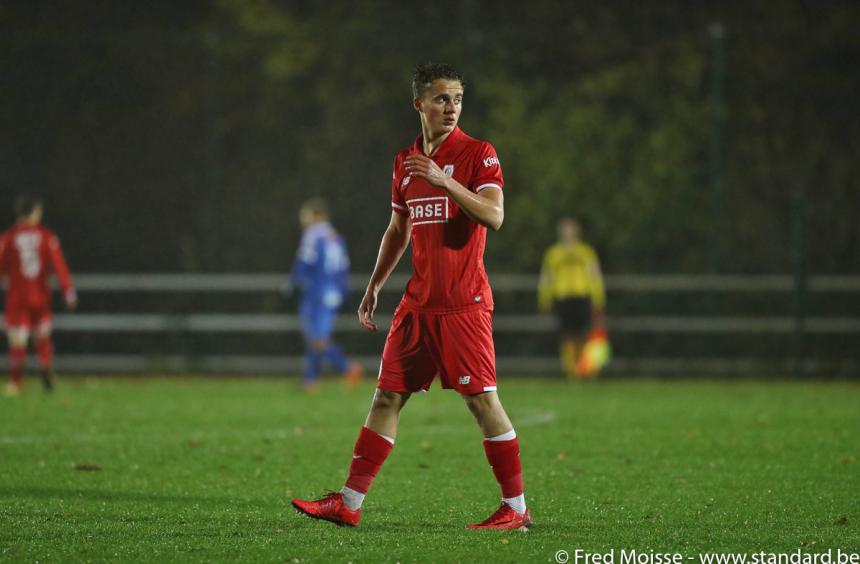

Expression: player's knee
xmin=7 ymin=331 xmax=28 ymax=348
xmin=463 ymin=392 xmax=499 ymax=419
xmin=371 ymin=389 xmax=409 ymax=413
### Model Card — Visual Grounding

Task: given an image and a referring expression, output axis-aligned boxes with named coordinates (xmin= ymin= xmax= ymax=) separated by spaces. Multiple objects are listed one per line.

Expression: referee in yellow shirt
xmin=538 ymin=218 xmax=606 ymax=379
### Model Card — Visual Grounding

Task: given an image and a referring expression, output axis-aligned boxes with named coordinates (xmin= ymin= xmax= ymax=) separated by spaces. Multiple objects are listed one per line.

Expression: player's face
xmin=30 ymin=205 xmax=43 ymax=225
xmin=558 ymin=220 xmax=580 ymax=244
xmin=299 ymin=208 xmax=315 ymax=229
xmin=414 ymin=79 xmax=463 ymax=137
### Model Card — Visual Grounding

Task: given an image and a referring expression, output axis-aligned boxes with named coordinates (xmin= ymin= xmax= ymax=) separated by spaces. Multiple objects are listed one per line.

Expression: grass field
xmin=0 ymin=376 xmax=857 ymax=562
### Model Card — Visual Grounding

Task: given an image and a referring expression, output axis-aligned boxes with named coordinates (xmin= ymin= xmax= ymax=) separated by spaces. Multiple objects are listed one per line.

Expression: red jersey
xmin=391 ymin=127 xmax=504 ymax=313
xmin=0 ymin=223 xmax=75 ymax=311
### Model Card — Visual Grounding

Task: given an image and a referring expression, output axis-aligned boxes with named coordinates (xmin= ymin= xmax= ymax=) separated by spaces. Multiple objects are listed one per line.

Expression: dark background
xmin=3 ymin=0 xmax=858 ymax=276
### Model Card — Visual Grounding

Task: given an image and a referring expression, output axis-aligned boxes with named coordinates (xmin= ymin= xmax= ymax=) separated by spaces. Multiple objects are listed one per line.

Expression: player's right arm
xmin=537 ymin=247 xmax=555 ymax=313
xmin=358 ymin=211 xmax=411 ymax=332
xmin=291 ymin=231 xmax=318 ymax=291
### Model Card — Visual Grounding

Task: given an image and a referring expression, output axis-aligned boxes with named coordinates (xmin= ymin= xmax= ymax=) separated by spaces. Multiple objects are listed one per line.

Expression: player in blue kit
xmin=292 ymin=198 xmax=363 ymax=392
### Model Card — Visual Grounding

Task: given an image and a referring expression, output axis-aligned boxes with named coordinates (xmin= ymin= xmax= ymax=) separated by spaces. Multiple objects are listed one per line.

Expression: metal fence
xmin=4 ymin=273 xmax=858 ymax=377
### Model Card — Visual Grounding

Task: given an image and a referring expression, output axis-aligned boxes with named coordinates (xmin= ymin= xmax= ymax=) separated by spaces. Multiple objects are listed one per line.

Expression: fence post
xmin=790 ymin=188 xmax=808 ymax=377
xmin=707 ymin=22 xmax=726 ymax=273
xmin=203 ymin=30 xmax=223 ymax=270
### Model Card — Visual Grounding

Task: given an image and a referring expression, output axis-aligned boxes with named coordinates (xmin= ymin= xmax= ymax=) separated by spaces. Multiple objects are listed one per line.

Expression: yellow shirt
xmin=538 ymin=242 xmax=606 ymax=312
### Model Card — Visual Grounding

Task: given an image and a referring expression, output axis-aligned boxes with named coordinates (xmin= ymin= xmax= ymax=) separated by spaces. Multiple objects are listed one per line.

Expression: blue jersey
xmin=292 ymin=222 xmax=350 ymax=309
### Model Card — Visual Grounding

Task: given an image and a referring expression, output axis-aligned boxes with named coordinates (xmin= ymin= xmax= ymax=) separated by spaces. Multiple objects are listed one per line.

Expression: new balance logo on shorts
xmin=459 ymin=375 xmax=471 ymax=385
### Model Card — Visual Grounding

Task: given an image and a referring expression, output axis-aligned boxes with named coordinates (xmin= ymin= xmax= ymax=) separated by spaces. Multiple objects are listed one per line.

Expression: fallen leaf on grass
xmin=557 ymin=452 xmax=568 ymax=460
xmin=836 ymin=455 xmax=855 ymax=464
xmin=73 ymin=463 xmax=101 ymax=472
xmin=835 ymin=516 xmax=848 ymax=526
xmin=188 ymin=439 xmax=202 ymax=448
xmin=500 ymin=538 xmax=510 ymax=544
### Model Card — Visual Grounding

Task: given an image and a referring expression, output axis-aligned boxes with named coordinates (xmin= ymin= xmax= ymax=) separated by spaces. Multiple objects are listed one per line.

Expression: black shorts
xmin=553 ymin=297 xmax=593 ymax=337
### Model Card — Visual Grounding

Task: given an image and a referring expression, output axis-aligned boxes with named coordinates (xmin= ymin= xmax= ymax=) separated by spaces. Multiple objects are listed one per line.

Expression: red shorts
xmin=5 ymin=303 xmax=53 ymax=333
xmin=378 ymin=305 xmax=497 ymax=395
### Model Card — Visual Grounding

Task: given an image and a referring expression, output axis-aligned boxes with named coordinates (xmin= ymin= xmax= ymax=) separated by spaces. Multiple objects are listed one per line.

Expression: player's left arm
xmin=47 ymin=234 xmax=77 ymax=309
xmin=336 ymin=239 xmax=351 ymax=298
xmin=404 ymin=154 xmax=504 ymax=231
xmin=0 ymin=233 xmax=8 ymax=281
xmin=588 ymin=249 xmax=606 ymax=326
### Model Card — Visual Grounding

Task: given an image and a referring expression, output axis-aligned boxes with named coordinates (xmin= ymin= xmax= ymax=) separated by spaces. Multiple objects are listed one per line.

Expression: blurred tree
xmin=0 ymin=0 xmax=857 ymax=275
xmin=480 ymin=38 xmax=710 ymax=273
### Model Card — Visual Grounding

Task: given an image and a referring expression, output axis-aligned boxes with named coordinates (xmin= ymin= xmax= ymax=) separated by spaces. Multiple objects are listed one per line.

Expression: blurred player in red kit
xmin=0 ymin=194 xmax=76 ymax=395
xmin=292 ymin=63 xmax=531 ymax=530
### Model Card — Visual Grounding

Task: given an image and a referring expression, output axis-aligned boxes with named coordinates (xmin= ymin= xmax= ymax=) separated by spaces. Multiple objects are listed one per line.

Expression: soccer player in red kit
xmin=292 ymin=63 xmax=531 ymax=530
xmin=0 ymin=194 xmax=76 ymax=395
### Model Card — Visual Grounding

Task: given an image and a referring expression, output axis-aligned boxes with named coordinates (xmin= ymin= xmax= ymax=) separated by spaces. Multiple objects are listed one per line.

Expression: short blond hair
xmin=300 ymin=197 xmax=329 ymax=218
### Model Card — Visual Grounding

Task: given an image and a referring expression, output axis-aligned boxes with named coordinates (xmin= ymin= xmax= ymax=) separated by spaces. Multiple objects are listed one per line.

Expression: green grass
xmin=0 ymin=376 xmax=858 ymax=562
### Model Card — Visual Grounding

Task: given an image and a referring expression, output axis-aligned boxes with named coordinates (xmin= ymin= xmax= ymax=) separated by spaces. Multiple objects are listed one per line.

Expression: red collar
xmin=412 ymin=127 xmax=464 ymax=159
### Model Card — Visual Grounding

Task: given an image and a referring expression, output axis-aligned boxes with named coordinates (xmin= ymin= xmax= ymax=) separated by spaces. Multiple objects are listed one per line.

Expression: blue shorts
xmin=299 ymin=301 xmax=338 ymax=341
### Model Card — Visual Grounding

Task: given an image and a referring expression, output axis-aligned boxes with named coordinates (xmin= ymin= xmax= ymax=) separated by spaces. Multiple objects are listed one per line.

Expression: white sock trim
xmin=366 ymin=426 xmax=395 ymax=444
xmin=486 ymin=429 xmax=517 ymax=442
xmin=340 ymin=486 xmax=365 ymax=511
xmin=503 ymin=494 xmax=527 ymax=515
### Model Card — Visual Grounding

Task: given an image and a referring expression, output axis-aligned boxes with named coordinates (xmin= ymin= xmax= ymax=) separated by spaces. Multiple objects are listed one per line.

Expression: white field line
xmin=0 ymin=412 xmax=557 ymax=445
xmin=515 ymin=411 xmax=557 ymax=427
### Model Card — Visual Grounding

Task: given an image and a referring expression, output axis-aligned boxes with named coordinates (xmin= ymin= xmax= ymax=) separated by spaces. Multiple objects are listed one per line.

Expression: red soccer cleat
xmin=468 ymin=502 xmax=532 ymax=530
xmin=292 ymin=492 xmax=361 ymax=527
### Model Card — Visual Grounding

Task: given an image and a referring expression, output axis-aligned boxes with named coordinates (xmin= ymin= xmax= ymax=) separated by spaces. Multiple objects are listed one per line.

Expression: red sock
xmin=36 ymin=338 xmax=53 ymax=369
xmin=483 ymin=437 xmax=524 ymax=498
xmin=344 ymin=426 xmax=394 ymax=494
xmin=9 ymin=347 xmax=26 ymax=386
